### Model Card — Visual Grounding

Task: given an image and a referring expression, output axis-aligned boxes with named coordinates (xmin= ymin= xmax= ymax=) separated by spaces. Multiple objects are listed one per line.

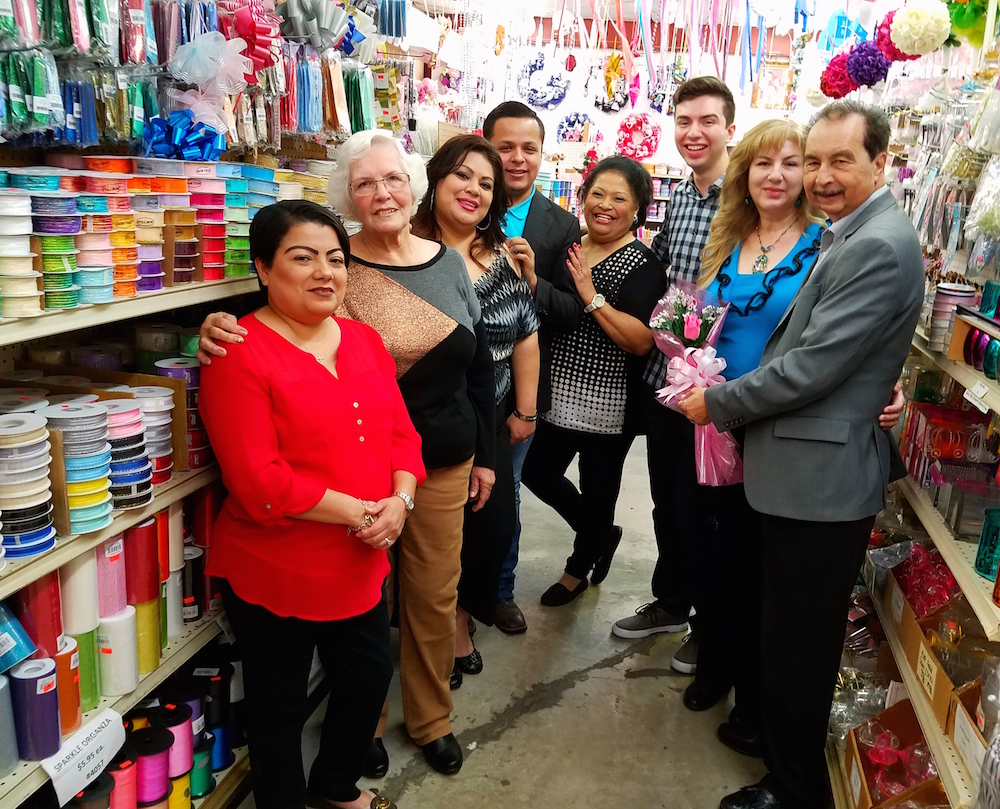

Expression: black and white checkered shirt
xmin=643 ymin=175 xmax=724 ymax=388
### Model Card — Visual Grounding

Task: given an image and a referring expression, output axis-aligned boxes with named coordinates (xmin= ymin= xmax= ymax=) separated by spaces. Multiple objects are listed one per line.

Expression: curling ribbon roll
xmin=71 ymin=629 xmax=100 ymax=711
xmin=55 ymin=635 xmax=82 ymax=734
xmin=151 ymin=703 xmax=194 ymax=777
xmin=195 ymin=663 xmax=233 ymax=726
xmin=131 ymin=727 xmax=174 ymax=804
xmin=0 ymin=602 xmax=37 ymax=672
xmin=168 ymin=502 xmax=184 ymax=572
xmin=0 ymin=675 xmax=19 ymax=778
xmin=12 ymin=570 xmax=62 ymax=659
xmin=182 ymin=547 xmax=205 ymax=622
xmin=166 ymin=571 xmax=184 ymax=639
xmin=60 ymin=549 xmax=101 ymax=635
xmin=190 ymin=732 xmax=215 ymax=797
xmin=70 ymin=771 xmax=114 ymax=809
xmin=137 ymin=794 xmax=169 ymax=809
xmin=9 ymin=657 xmax=60 ymax=760
xmin=109 ymin=743 xmax=138 ymax=809
xmin=167 ymin=772 xmax=190 ymax=809
xmin=98 ymin=606 xmax=139 ymax=696
xmin=126 ymin=519 xmax=160 ymax=604
xmin=134 ymin=599 xmax=160 ymax=675
xmin=164 ymin=678 xmax=205 ymax=740
xmin=98 ymin=535 xmax=128 ymax=618
xmin=208 ymin=723 xmax=234 ymax=772
xmin=155 ymin=510 xmax=169 ymax=582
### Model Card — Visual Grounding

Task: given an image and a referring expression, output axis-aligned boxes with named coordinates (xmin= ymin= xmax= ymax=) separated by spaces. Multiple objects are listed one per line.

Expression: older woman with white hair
xmin=196 ymin=131 xmax=496 ymax=778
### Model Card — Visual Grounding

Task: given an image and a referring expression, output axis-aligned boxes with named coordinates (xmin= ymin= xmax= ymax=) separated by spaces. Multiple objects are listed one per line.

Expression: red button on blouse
xmin=198 ymin=314 xmax=426 ymax=621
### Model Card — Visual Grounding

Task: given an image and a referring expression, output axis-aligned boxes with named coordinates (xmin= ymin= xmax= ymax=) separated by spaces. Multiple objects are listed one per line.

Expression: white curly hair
xmin=328 ymin=131 xmax=428 ymax=221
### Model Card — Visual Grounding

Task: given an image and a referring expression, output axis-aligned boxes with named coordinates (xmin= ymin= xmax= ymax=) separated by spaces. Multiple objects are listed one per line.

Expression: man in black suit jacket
xmin=483 ymin=102 xmax=583 ymax=634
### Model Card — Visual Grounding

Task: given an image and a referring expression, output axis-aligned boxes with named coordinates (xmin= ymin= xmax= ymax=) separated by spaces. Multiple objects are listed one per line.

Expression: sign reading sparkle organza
xmin=616 ymin=113 xmax=660 ymax=161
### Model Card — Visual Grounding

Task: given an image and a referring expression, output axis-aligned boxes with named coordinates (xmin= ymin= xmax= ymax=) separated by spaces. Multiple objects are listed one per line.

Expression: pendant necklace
xmin=753 ymin=220 xmax=798 ymax=274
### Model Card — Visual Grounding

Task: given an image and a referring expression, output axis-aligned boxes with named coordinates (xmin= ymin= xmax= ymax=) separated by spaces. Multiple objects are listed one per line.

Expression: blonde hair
xmin=699 ymin=119 xmax=826 ymax=288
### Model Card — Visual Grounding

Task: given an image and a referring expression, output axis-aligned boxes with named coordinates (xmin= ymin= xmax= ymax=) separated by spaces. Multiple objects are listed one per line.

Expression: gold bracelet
xmin=347 ymin=500 xmax=377 ymax=534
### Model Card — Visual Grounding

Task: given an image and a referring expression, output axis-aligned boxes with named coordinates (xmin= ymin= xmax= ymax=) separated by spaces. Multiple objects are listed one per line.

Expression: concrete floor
xmin=242 ymin=440 xmax=766 ymax=809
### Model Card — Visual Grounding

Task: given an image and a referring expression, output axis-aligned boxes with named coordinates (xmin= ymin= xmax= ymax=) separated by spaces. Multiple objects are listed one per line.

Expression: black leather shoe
xmin=591 ymin=525 xmax=623 ymax=585
xmin=422 ymin=733 xmax=463 ymax=775
xmin=720 ymin=785 xmax=783 ymax=809
xmin=361 ymin=738 xmax=389 ymax=779
xmin=682 ymin=680 xmax=731 ymax=711
xmin=494 ymin=599 xmax=527 ymax=634
xmin=718 ymin=721 xmax=764 ymax=757
xmin=540 ymin=578 xmax=588 ymax=606
xmin=455 ymin=647 xmax=483 ymax=675
xmin=450 ymin=662 xmax=463 ymax=690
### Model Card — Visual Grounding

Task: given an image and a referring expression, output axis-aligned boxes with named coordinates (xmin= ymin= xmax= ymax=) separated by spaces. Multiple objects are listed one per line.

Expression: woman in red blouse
xmin=199 ymin=201 xmax=425 ymax=809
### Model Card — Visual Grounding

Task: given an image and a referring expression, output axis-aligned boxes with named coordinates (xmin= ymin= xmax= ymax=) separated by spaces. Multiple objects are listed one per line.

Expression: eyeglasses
xmin=349 ymin=173 xmax=411 ymax=196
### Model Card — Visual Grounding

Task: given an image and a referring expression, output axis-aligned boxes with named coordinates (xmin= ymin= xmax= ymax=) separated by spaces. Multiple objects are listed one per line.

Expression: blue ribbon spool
xmin=2 ymin=532 xmax=56 ymax=558
xmin=1 ymin=524 xmax=55 ymax=546
xmin=209 ymin=724 xmax=235 ymax=772
xmin=66 ymin=463 xmax=111 ymax=483
xmin=0 ymin=604 xmax=35 ymax=670
xmin=65 ymin=449 xmax=112 ymax=470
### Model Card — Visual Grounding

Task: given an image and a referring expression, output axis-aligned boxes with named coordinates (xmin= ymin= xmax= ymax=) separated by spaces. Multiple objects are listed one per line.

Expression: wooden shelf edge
xmin=195 ymin=746 xmax=251 ymax=809
xmin=871 ymin=596 xmax=972 ymax=808
xmin=0 ymin=613 xmax=222 ymax=809
xmin=896 ymin=477 xmax=1000 ymax=641
xmin=827 ymin=740 xmax=851 ymax=809
xmin=0 ymin=466 xmax=220 ymax=601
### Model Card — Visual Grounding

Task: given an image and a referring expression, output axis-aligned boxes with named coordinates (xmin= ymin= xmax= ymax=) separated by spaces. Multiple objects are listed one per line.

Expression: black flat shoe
xmin=361 ymin=738 xmax=389 ymax=779
xmin=720 ymin=784 xmax=784 ymax=809
xmin=540 ymin=578 xmax=588 ymax=607
xmin=455 ymin=647 xmax=483 ymax=675
xmin=718 ymin=721 xmax=764 ymax=757
xmin=682 ymin=680 xmax=731 ymax=711
xmin=450 ymin=662 xmax=463 ymax=690
xmin=422 ymin=733 xmax=463 ymax=775
xmin=591 ymin=525 xmax=623 ymax=585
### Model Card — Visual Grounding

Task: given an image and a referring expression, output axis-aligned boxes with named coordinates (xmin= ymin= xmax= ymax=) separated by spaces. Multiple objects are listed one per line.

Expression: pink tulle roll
xmin=96 ymin=534 xmax=127 ymax=618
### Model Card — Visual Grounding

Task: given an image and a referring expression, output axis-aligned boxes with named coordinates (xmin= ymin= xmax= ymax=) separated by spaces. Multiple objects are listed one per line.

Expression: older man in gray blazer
xmin=680 ymin=101 xmax=924 ymax=809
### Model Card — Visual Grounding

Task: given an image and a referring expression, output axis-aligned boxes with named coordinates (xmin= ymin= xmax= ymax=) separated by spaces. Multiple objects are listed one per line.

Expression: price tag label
xmin=70 ymin=652 xmax=79 ymax=669
xmin=850 ymin=760 xmax=862 ymax=805
xmin=890 ymin=585 xmax=905 ymax=626
xmin=916 ymin=644 xmax=937 ymax=700
xmin=216 ymin=612 xmax=235 ymax=644
xmin=182 ymin=605 xmax=198 ymax=620
xmin=954 ymin=706 xmax=985 ymax=789
xmin=192 ymin=715 xmax=205 ymax=735
xmin=41 ymin=709 xmax=126 ymax=806
xmin=0 ymin=632 xmax=15 ymax=657
xmin=192 ymin=667 xmax=219 ymax=677
xmin=37 ymin=674 xmax=55 ymax=695
xmin=972 ymin=381 xmax=989 ymax=398
xmin=105 ymin=539 xmax=123 ymax=560
xmin=964 ymin=386 xmax=990 ymax=414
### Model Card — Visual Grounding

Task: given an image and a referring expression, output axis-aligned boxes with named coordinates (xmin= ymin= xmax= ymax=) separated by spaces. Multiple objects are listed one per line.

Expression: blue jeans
xmin=498 ymin=432 xmax=534 ymax=600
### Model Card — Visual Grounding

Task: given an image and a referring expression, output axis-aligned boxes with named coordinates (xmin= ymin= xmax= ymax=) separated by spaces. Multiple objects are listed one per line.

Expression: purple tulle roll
xmin=9 ymin=658 xmax=61 ymax=761
xmin=846 ymin=41 xmax=891 ymax=87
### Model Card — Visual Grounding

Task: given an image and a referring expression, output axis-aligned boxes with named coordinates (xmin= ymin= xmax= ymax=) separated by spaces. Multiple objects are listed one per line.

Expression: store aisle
xmin=241 ymin=441 xmax=766 ymax=809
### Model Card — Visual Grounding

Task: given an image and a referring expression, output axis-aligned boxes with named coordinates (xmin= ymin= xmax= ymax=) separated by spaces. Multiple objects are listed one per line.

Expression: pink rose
xmin=684 ymin=313 xmax=702 ymax=341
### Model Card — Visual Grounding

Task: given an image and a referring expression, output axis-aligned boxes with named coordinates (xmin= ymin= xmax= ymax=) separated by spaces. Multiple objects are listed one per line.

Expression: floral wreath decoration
xmin=517 ymin=53 xmax=570 ymax=110
xmin=616 ymin=113 xmax=660 ymax=161
xmin=557 ymin=112 xmax=596 ymax=142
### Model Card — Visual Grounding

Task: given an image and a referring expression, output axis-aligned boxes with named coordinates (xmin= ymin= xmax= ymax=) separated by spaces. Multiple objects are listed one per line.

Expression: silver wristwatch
xmin=393 ymin=491 xmax=415 ymax=512
xmin=584 ymin=293 xmax=606 ymax=313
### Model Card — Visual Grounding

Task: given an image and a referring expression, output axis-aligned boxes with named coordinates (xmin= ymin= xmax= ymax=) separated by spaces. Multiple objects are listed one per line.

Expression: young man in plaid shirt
xmin=611 ymin=77 xmax=736 ymax=701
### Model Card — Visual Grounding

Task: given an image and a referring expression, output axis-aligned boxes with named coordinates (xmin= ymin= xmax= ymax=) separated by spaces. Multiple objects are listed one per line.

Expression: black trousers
xmin=222 ymin=582 xmax=393 ymax=809
xmin=646 ymin=406 xmax=710 ymax=624
xmin=757 ymin=514 xmax=874 ymax=809
xmin=522 ymin=419 xmax=634 ymax=580
xmin=458 ymin=402 xmax=516 ymax=624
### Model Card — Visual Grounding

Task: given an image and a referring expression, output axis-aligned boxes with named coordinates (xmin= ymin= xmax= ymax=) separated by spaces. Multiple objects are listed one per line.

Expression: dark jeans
xmin=498 ymin=432 xmax=534 ymax=600
xmin=522 ymin=419 xmax=634 ymax=580
xmin=222 ymin=582 xmax=392 ymax=809
xmin=646 ymin=406 xmax=708 ymax=623
xmin=757 ymin=514 xmax=875 ymax=809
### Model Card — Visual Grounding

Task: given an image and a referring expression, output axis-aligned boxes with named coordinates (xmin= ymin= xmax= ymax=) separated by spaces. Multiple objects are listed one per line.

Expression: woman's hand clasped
xmin=566 ymin=244 xmax=597 ymax=303
xmin=355 ymin=496 xmax=409 ymax=550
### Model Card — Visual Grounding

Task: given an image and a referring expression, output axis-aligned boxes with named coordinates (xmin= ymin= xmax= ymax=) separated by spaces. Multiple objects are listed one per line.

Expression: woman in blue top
xmin=685 ymin=119 xmax=902 ymax=757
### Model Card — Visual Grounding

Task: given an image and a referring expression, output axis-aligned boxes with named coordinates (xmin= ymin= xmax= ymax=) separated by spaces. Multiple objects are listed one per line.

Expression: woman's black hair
xmin=250 ymin=200 xmax=351 ymax=272
xmin=578 ymin=156 xmax=654 ymax=229
xmin=411 ymin=135 xmax=509 ymax=270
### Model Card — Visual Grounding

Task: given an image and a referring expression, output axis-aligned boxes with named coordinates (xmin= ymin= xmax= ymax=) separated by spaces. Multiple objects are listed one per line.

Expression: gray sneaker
xmin=612 ymin=603 xmax=690 ymax=639
xmin=670 ymin=633 xmax=698 ymax=674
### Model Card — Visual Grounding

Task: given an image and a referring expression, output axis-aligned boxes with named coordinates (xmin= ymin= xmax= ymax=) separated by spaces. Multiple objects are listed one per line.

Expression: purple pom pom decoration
xmin=846 ymin=41 xmax=891 ymax=87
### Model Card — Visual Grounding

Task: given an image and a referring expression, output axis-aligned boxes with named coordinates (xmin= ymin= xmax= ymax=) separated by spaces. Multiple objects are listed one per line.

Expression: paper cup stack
xmin=130 ymin=386 xmax=175 ymax=482
xmin=929 ymin=283 xmax=978 ymax=353
xmin=105 ymin=401 xmax=154 ymax=510
xmin=40 ymin=403 xmax=113 ymax=534
xmin=0 ymin=412 xmax=55 ymax=559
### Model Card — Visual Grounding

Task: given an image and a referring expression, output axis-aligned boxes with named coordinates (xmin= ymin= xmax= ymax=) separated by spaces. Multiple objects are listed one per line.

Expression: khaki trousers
xmin=377 ymin=457 xmax=472 ymax=746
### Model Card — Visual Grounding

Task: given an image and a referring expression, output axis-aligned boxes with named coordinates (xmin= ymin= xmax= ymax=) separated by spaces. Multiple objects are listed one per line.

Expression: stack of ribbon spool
xmin=134 ymin=323 xmax=180 ymax=374
xmin=126 ymin=171 xmax=168 ymax=295
xmin=40 ymin=402 xmax=114 ymax=535
xmin=165 ymin=205 xmax=199 ymax=285
xmin=106 ymin=402 xmax=154 ymax=510
xmin=0 ymin=191 xmax=40 ymax=319
xmin=0 ymin=394 xmax=49 ymax=415
xmin=190 ymin=484 xmax=221 ymax=615
xmin=0 ymin=413 xmax=55 ymax=559
xmin=124 ymin=520 xmax=161 ymax=675
xmin=33 ymin=191 xmax=86 ymax=311
xmin=76 ymin=165 xmax=133 ymax=304
xmin=60 ymin=542 xmax=105 ymax=716
xmin=84 ymin=174 xmax=139 ymax=300
xmin=129 ymin=387 xmax=175 ymax=483
xmin=161 ymin=677 xmax=216 ymax=799
xmin=71 ymin=345 xmax=125 ymax=372
xmin=155 ymin=359 xmax=208 ymax=468
xmin=292 ymin=169 xmax=330 ymax=206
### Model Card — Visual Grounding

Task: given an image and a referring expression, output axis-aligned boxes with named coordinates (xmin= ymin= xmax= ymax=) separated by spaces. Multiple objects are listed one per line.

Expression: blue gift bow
xmin=143 ymin=110 xmax=224 ymax=160
xmin=340 ymin=16 xmax=366 ymax=55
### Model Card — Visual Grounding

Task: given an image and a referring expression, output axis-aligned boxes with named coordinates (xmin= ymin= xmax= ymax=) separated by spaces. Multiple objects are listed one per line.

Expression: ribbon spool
xmin=131 ymin=727 xmax=174 ymax=805
xmin=97 ymin=605 xmax=139 ymax=696
xmin=164 ymin=678 xmax=207 ymax=741
xmin=109 ymin=743 xmax=138 ymax=809
xmin=150 ymin=703 xmax=194 ymax=777
xmin=70 ymin=771 xmax=115 ymax=809
xmin=190 ymin=732 xmax=215 ymax=798
xmin=0 ymin=675 xmax=18 ymax=778
xmin=12 ymin=569 xmax=62 ymax=658
xmin=194 ymin=663 xmax=234 ymax=726
xmin=167 ymin=772 xmax=190 ymax=809
xmin=125 ymin=519 xmax=160 ymax=604
xmin=9 ymin=657 xmax=60 ymax=760
xmin=60 ymin=548 xmax=101 ymax=635
xmin=134 ymin=598 xmax=161 ymax=675
xmin=166 ymin=570 xmax=184 ymax=638
xmin=182 ymin=547 xmax=205 ymax=622
xmin=70 ymin=629 xmax=100 ymax=711
xmin=55 ymin=635 xmax=82 ymax=735
xmin=98 ymin=535 xmax=128 ymax=617
xmin=208 ymin=722 xmax=234 ymax=772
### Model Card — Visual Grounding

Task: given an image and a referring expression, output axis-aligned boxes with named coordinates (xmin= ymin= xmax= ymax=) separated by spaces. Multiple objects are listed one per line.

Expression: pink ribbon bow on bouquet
xmin=656 ymin=345 xmax=744 ymax=487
